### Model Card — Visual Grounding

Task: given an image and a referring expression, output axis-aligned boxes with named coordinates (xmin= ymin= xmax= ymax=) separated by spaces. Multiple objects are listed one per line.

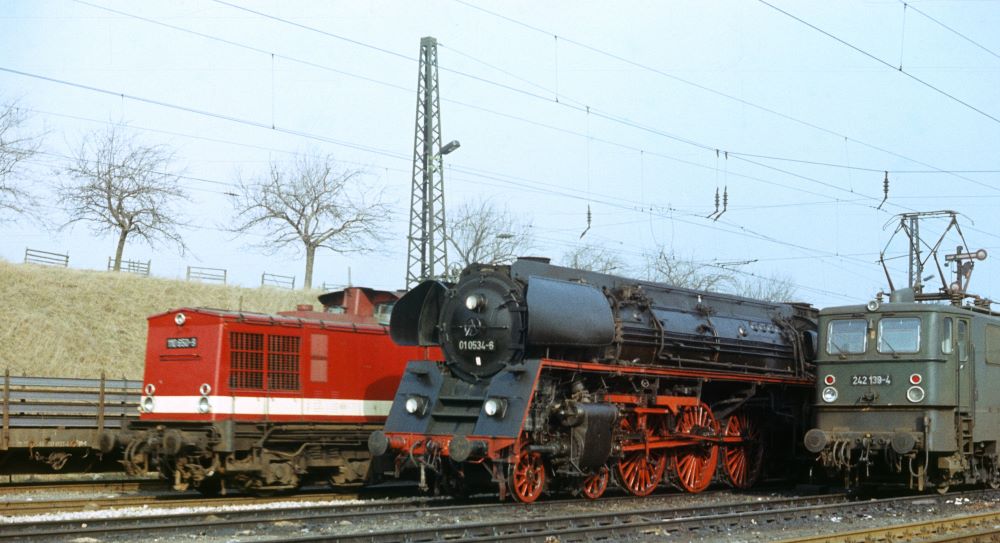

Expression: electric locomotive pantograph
xmin=805 ymin=211 xmax=1000 ymax=492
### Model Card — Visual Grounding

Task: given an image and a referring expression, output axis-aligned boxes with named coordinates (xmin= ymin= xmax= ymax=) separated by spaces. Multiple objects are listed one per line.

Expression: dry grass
xmin=0 ymin=259 xmax=323 ymax=379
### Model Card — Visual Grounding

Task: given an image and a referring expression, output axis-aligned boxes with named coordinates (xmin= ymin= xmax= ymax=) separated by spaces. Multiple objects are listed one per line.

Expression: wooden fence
xmin=186 ymin=266 xmax=227 ymax=284
xmin=24 ymin=248 xmax=68 ymax=267
xmin=107 ymin=257 xmax=150 ymax=276
xmin=261 ymin=272 xmax=295 ymax=290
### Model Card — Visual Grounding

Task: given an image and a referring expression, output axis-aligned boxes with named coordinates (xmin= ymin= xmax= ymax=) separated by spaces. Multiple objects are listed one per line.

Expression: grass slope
xmin=0 ymin=260 xmax=323 ymax=379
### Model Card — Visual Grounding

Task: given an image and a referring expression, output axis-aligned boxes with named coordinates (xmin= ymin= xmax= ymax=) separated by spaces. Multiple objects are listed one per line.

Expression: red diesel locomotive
xmin=106 ymin=287 xmax=436 ymax=495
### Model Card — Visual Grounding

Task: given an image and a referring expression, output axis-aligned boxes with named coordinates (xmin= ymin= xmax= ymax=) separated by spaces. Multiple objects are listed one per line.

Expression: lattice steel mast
xmin=406 ymin=37 xmax=459 ymax=288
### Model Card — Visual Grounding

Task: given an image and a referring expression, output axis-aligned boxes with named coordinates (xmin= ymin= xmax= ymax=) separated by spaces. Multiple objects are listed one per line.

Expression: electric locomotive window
xmin=986 ymin=324 xmax=1000 ymax=366
xmin=827 ymin=319 xmax=867 ymax=355
xmin=942 ymin=318 xmax=954 ymax=355
xmin=877 ymin=317 xmax=920 ymax=354
xmin=958 ymin=320 xmax=969 ymax=362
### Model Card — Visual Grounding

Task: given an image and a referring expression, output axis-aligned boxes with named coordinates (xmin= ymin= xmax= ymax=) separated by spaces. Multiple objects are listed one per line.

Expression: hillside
xmin=0 ymin=260 xmax=325 ymax=379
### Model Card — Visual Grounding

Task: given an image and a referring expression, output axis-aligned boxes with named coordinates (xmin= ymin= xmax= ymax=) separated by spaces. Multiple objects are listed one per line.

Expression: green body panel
xmin=810 ymin=299 xmax=1000 ymax=467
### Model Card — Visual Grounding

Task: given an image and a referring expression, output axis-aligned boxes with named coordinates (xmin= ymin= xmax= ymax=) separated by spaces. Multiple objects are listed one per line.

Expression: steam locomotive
xmin=369 ymin=258 xmax=818 ymax=502
xmin=107 ymin=287 xmax=436 ymax=495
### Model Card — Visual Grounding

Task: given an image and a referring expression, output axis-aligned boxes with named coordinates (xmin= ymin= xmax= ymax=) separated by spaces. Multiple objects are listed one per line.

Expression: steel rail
xmin=775 ymin=509 xmax=1000 ymax=543
xmin=0 ymin=488 xmax=362 ymax=516
xmin=0 ymin=478 xmax=157 ymax=497
xmin=0 ymin=490 xmax=797 ymax=541
xmin=281 ymin=489 xmax=1000 ymax=543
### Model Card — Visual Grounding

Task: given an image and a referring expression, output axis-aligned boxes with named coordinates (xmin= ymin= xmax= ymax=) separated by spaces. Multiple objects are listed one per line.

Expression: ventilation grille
xmin=229 ymin=332 xmax=300 ymax=392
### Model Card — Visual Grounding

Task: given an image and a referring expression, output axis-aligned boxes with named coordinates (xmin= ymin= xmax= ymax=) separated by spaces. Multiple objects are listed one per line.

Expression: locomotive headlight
xmin=821 ymin=387 xmax=838 ymax=403
xmin=907 ymin=386 xmax=926 ymax=403
xmin=404 ymin=395 xmax=428 ymax=416
xmin=144 ymin=383 xmax=156 ymax=396
xmin=483 ymin=397 xmax=508 ymax=418
xmin=199 ymin=383 xmax=212 ymax=396
xmin=866 ymin=300 xmax=880 ymax=312
xmin=198 ymin=397 xmax=211 ymax=414
xmin=174 ymin=313 xmax=186 ymax=326
xmin=141 ymin=396 xmax=155 ymax=413
xmin=465 ymin=294 xmax=486 ymax=311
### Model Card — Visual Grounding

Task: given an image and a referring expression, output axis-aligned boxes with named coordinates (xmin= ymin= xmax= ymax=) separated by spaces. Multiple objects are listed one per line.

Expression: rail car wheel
xmin=580 ymin=466 xmax=610 ymax=500
xmin=508 ymin=441 xmax=546 ymax=503
xmin=722 ymin=411 xmax=764 ymax=489
xmin=617 ymin=415 xmax=666 ymax=497
xmin=670 ymin=403 xmax=719 ymax=493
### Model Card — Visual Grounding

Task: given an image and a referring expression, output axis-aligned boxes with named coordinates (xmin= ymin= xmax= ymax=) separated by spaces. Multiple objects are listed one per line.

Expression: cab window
xmin=827 ymin=319 xmax=867 ymax=354
xmin=877 ymin=317 xmax=920 ymax=353
xmin=958 ymin=320 xmax=969 ymax=362
xmin=374 ymin=302 xmax=395 ymax=326
xmin=942 ymin=317 xmax=953 ymax=354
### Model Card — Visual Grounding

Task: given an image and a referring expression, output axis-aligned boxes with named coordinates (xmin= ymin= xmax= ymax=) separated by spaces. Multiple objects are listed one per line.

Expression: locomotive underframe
xmin=375 ymin=358 xmax=812 ymax=501
xmin=118 ymin=420 xmax=379 ymax=494
xmin=806 ymin=407 xmax=1000 ymax=491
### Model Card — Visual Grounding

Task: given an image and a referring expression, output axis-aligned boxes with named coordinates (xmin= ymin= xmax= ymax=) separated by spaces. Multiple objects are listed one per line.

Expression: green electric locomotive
xmin=805 ymin=213 xmax=1000 ymax=492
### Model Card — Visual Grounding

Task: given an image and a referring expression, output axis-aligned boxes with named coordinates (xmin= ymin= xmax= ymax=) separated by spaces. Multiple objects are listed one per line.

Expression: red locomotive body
xmin=110 ymin=287 xmax=435 ymax=494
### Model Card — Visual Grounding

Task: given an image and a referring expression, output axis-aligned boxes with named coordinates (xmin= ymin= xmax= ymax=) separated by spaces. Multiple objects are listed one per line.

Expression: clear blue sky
xmin=2 ymin=0 xmax=999 ymax=307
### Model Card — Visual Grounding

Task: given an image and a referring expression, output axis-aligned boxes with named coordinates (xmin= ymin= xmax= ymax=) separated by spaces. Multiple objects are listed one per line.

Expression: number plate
xmin=166 ymin=337 xmax=198 ymax=349
xmin=851 ymin=374 xmax=892 ymax=386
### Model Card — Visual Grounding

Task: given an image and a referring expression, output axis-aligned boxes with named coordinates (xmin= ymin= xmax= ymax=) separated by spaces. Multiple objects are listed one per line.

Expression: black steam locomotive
xmin=369 ymin=258 xmax=817 ymax=501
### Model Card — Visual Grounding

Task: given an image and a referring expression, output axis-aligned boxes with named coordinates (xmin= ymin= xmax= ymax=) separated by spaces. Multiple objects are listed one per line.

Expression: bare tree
xmin=447 ymin=199 xmax=533 ymax=277
xmin=231 ymin=153 xmax=390 ymax=289
xmin=60 ymin=125 xmax=186 ymax=271
xmin=643 ymin=246 xmax=734 ymax=291
xmin=561 ymin=243 xmax=626 ymax=274
xmin=0 ymin=100 xmax=42 ymax=218
xmin=733 ymin=273 xmax=799 ymax=302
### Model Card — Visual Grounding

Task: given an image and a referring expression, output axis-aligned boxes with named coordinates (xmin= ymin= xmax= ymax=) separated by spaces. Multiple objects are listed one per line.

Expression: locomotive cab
xmin=804 ymin=291 xmax=1000 ymax=491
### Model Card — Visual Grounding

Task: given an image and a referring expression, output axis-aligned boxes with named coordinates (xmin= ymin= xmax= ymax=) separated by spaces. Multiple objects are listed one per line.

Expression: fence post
xmin=2 ymin=369 xmax=9 ymax=451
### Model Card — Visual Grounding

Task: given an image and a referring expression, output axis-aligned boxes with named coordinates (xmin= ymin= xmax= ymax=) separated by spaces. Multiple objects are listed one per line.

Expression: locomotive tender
xmin=804 ymin=286 xmax=1000 ymax=492
xmin=107 ymin=287 xmax=434 ymax=495
xmin=370 ymin=258 xmax=818 ymax=502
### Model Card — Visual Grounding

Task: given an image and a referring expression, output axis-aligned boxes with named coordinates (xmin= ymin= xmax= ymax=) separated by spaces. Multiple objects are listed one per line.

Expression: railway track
xmin=0 ymin=487 xmax=364 ymax=516
xmin=777 ymin=509 xmax=1000 ymax=542
xmin=5 ymin=487 xmax=999 ymax=542
xmin=0 ymin=477 xmax=158 ymax=497
xmin=0 ymin=489 xmax=842 ymax=542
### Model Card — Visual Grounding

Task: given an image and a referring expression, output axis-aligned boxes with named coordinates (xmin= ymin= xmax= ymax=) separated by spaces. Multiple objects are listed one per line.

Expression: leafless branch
xmin=561 ymin=243 xmax=626 ymax=274
xmin=230 ymin=153 xmax=391 ymax=289
xmin=446 ymin=199 xmax=534 ymax=278
xmin=58 ymin=124 xmax=187 ymax=270
xmin=733 ymin=273 xmax=799 ymax=302
xmin=0 ymin=99 xmax=43 ymax=218
xmin=643 ymin=246 xmax=735 ymax=291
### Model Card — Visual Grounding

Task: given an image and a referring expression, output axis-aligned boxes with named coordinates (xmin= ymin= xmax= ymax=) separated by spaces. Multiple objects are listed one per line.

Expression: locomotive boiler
xmin=370 ymin=258 xmax=817 ymax=501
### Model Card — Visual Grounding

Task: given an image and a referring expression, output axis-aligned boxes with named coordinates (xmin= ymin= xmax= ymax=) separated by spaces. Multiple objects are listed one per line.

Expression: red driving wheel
xmin=507 ymin=440 xmax=546 ymax=503
xmin=722 ymin=411 xmax=763 ymax=489
xmin=670 ymin=403 xmax=719 ymax=493
xmin=581 ymin=466 xmax=610 ymax=500
xmin=616 ymin=414 xmax=666 ymax=497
